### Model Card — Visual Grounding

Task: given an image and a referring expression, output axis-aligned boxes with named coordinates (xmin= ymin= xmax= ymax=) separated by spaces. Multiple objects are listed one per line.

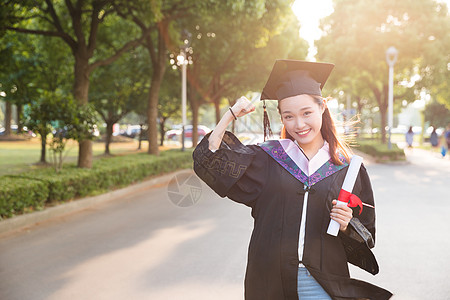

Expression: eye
xmin=304 ymin=111 xmax=312 ymax=116
xmin=284 ymin=115 xmax=292 ymax=119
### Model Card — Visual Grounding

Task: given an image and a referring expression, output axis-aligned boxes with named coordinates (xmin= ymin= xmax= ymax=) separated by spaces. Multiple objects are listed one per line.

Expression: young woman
xmin=193 ymin=60 xmax=392 ymax=300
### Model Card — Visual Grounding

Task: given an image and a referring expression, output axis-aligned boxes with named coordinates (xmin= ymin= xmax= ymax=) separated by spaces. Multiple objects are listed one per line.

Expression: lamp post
xmin=385 ymin=46 xmax=398 ymax=149
xmin=177 ymin=51 xmax=187 ymax=151
xmin=176 ymin=30 xmax=191 ymax=151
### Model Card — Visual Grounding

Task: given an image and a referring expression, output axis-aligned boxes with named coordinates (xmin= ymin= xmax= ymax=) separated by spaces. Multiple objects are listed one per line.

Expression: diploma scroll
xmin=327 ymin=155 xmax=363 ymax=236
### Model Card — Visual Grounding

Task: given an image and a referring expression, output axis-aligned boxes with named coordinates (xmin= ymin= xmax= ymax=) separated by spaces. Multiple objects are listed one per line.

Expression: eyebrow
xmin=281 ymin=107 xmax=313 ymax=114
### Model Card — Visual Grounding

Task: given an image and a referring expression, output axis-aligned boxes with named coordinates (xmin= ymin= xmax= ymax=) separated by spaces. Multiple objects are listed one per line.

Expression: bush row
xmin=356 ymin=141 xmax=405 ymax=162
xmin=0 ymin=150 xmax=193 ymax=220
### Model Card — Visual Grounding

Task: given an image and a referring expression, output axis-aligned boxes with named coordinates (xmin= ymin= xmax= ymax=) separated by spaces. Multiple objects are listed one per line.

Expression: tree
xmin=25 ymin=90 xmax=97 ymax=169
xmin=90 ymin=47 xmax=150 ymax=154
xmin=0 ymin=23 xmax=74 ymax=159
xmin=112 ymin=0 xmax=303 ymax=152
xmin=424 ymin=100 xmax=450 ymax=129
xmin=24 ymin=90 xmax=72 ymax=165
xmin=3 ymin=0 xmax=143 ymax=167
xmin=157 ymin=66 xmax=181 ymax=146
xmin=180 ymin=1 xmax=309 ymax=145
xmin=0 ymin=31 xmax=40 ymax=136
xmin=315 ymin=0 xmax=450 ymax=143
xmin=113 ymin=0 xmax=175 ymax=156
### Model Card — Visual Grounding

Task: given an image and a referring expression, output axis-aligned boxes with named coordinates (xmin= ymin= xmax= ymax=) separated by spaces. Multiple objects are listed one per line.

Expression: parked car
xmin=120 ymin=125 xmax=142 ymax=138
xmin=0 ymin=125 xmax=36 ymax=137
xmin=166 ymin=125 xmax=211 ymax=140
xmin=0 ymin=124 xmax=18 ymax=135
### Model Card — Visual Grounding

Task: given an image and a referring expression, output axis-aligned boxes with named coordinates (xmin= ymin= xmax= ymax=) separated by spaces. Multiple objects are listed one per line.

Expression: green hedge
xmin=356 ymin=141 xmax=405 ymax=162
xmin=0 ymin=176 xmax=49 ymax=218
xmin=0 ymin=149 xmax=193 ymax=220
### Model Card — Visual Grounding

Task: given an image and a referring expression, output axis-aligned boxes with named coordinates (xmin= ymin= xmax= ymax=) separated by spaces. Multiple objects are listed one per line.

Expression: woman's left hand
xmin=330 ymin=200 xmax=353 ymax=232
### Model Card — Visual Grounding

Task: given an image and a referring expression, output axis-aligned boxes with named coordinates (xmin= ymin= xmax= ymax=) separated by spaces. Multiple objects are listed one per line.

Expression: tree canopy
xmin=2 ymin=0 xmax=448 ymax=166
xmin=315 ymin=0 xmax=450 ymax=141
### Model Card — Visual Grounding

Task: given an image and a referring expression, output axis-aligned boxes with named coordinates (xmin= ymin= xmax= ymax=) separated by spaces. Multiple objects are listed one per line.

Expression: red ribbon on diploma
xmin=338 ymin=189 xmax=363 ymax=215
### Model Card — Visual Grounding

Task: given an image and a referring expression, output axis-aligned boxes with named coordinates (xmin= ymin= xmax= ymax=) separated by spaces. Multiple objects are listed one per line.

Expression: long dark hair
xmin=278 ymin=95 xmax=351 ymax=165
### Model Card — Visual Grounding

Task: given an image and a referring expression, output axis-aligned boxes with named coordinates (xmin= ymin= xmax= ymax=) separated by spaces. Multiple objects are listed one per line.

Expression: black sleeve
xmin=354 ymin=163 xmax=376 ymax=245
xmin=339 ymin=164 xmax=379 ymax=275
xmin=192 ymin=131 xmax=268 ymax=207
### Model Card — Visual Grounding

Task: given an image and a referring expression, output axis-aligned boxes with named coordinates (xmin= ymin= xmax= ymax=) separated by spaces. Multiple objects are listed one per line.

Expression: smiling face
xmin=279 ymin=94 xmax=325 ymax=155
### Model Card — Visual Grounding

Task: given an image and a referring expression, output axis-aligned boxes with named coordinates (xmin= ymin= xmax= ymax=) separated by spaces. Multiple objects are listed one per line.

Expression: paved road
xmin=0 ymin=148 xmax=449 ymax=300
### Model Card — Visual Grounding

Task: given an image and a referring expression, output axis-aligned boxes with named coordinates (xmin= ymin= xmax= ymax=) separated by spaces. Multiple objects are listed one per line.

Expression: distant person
xmin=405 ymin=126 xmax=414 ymax=148
xmin=430 ymin=127 xmax=439 ymax=148
xmin=444 ymin=124 xmax=450 ymax=157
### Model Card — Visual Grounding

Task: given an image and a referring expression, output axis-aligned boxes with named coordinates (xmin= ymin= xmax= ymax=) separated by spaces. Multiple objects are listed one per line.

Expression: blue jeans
xmin=297 ymin=267 xmax=332 ymax=300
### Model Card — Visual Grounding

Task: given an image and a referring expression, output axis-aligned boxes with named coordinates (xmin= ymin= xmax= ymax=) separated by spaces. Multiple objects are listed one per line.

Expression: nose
xmin=294 ymin=117 xmax=305 ymax=130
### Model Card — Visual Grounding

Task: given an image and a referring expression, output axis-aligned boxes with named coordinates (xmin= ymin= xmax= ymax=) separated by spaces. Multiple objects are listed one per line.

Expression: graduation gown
xmin=193 ymin=131 xmax=392 ymax=300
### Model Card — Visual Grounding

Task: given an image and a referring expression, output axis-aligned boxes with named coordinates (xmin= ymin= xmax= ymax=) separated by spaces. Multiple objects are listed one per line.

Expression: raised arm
xmin=208 ymin=96 xmax=256 ymax=152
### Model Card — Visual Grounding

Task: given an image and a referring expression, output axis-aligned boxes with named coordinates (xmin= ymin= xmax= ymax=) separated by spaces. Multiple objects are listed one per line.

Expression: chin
xmin=295 ymin=134 xmax=320 ymax=147
xmin=296 ymin=138 xmax=312 ymax=146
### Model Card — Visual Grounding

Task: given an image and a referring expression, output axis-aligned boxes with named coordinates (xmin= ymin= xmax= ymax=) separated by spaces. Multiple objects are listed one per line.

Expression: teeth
xmin=297 ymin=129 xmax=310 ymax=136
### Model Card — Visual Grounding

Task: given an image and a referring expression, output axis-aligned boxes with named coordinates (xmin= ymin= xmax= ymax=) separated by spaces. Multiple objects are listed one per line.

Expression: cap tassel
xmin=263 ymin=100 xmax=273 ymax=141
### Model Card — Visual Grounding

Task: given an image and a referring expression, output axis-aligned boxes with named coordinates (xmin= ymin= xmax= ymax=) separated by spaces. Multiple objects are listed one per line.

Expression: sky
xmin=291 ymin=0 xmax=450 ymax=60
xmin=291 ymin=0 xmax=334 ymax=60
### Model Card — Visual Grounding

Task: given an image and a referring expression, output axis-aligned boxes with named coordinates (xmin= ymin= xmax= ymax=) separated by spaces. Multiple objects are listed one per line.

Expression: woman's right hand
xmin=231 ymin=96 xmax=256 ymax=118
xmin=207 ymin=96 xmax=256 ymax=152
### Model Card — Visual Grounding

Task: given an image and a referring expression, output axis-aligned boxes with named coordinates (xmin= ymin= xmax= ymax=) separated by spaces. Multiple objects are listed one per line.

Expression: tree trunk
xmin=147 ymin=73 xmax=164 ymax=155
xmin=380 ymin=105 xmax=387 ymax=144
xmin=371 ymin=83 xmax=388 ymax=144
xmin=73 ymin=55 xmax=93 ymax=168
xmin=191 ymin=101 xmax=199 ymax=147
xmin=78 ymin=140 xmax=93 ymax=168
xmin=138 ymin=123 xmax=143 ymax=150
xmin=4 ymin=101 xmax=12 ymax=136
xmin=16 ymin=104 xmax=23 ymax=133
xmin=379 ymin=84 xmax=389 ymax=144
xmin=146 ymin=29 xmax=167 ymax=156
xmin=105 ymin=121 xmax=113 ymax=155
xmin=214 ymin=100 xmax=221 ymax=125
xmin=356 ymin=96 xmax=363 ymax=116
xmin=159 ymin=117 xmax=166 ymax=146
xmin=73 ymin=57 xmax=90 ymax=105
xmin=40 ymin=130 xmax=47 ymax=163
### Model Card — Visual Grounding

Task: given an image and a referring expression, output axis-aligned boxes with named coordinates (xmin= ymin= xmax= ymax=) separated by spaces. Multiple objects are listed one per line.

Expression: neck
xmin=295 ymin=135 xmax=325 ymax=160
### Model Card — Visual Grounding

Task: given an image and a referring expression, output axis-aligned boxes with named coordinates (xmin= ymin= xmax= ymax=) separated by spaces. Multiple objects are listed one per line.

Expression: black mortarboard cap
xmin=260 ymin=60 xmax=335 ymax=101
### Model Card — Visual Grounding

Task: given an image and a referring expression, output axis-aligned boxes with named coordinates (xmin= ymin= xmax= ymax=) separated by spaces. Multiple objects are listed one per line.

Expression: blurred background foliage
xmin=0 ymin=0 xmax=449 ymax=167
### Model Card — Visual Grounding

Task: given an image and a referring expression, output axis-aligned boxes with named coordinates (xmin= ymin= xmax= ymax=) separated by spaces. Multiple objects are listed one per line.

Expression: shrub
xmin=0 ymin=176 xmax=49 ymax=219
xmin=355 ymin=141 xmax=405 ymax=162
xmin=0 ymin=149 xmax=193 ymax=219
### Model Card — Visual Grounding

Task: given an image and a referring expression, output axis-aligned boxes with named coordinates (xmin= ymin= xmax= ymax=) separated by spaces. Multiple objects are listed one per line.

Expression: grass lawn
xmin=0 ymin=137 xmax=182 ymax=176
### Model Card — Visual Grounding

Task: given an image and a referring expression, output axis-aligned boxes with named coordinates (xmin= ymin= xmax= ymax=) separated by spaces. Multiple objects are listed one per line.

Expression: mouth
xmin=296 ymin=129 xmax=311 ymax=136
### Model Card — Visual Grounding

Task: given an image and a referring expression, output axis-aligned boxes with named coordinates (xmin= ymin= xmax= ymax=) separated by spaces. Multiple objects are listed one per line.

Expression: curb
xmin=0 ymin=168 xmax=194 ymax=236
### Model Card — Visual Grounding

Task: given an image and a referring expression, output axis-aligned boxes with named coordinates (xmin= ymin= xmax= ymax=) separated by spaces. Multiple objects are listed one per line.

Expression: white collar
xmin=279 ymin=139 xmax=331 ymax=176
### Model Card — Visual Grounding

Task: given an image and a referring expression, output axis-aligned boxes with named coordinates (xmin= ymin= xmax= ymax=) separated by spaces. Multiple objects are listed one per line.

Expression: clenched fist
xmin=230 ymin=96 xmax=256 ymax=118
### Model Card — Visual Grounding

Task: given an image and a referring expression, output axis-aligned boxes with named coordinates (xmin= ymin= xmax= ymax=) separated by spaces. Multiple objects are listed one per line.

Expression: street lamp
xmin=386 ymin=46 xmax=398 ymax=149
xmin=177 ymin=30 xmax=192 ymax=151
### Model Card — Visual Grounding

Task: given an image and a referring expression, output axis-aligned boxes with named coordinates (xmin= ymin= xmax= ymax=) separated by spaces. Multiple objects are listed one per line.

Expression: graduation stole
xmin=259 ymin=139 xmax=348 ymax=187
